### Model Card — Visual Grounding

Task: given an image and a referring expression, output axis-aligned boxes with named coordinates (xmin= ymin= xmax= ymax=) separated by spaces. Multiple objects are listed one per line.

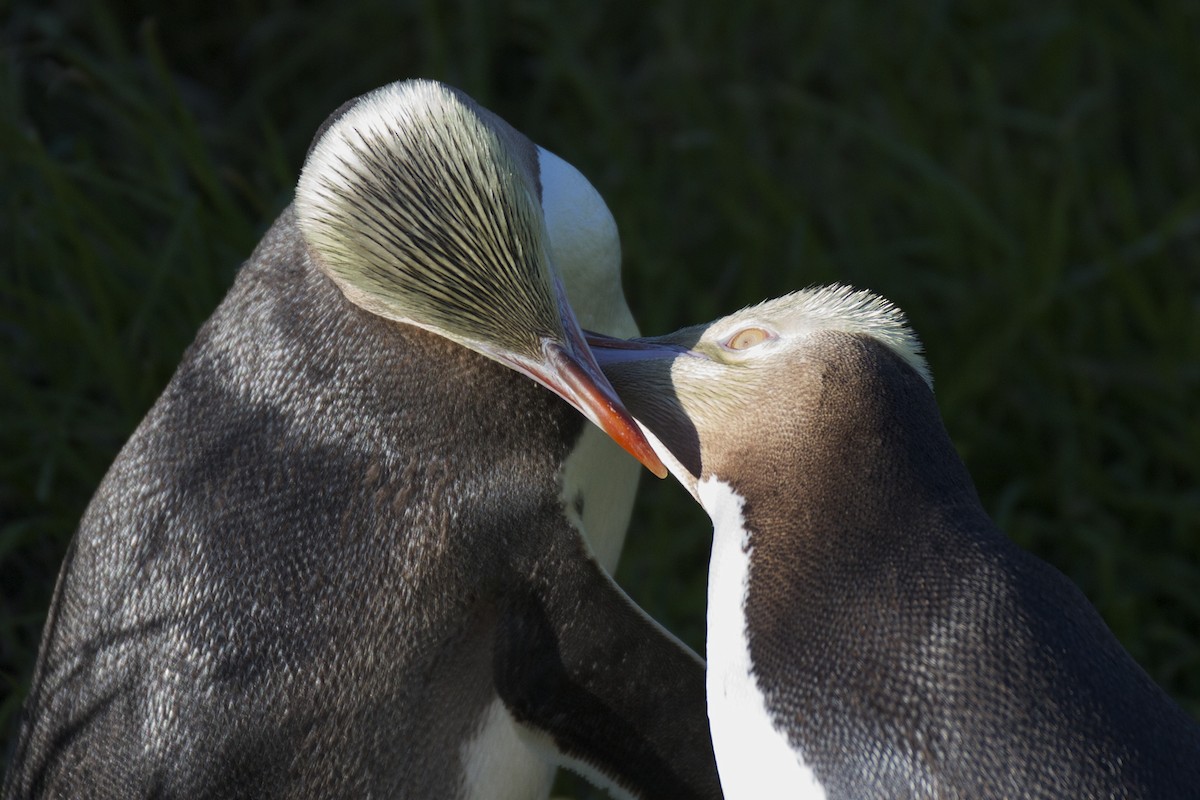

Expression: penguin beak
xmin=586 ymin=331 xmax=705 ymax=492
xmin=584 ymin=332 xmax=694 ymax=365
xmin=487 ymin=287 xmax=669 ymax=480
xmin=531 ymin=333 xmax=668 ymax=480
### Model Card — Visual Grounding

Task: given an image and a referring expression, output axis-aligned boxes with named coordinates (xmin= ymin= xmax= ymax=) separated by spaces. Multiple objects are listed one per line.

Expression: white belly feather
xmin=698 ymin=477 xmax=827 ymax=800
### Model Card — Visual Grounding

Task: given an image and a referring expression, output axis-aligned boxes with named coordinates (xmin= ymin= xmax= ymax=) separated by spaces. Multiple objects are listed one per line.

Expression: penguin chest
xmin=699 ymin=477 xmax=827 ymax=800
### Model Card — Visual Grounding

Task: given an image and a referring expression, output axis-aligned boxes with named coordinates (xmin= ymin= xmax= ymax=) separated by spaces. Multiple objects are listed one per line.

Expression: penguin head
xmin=294 ymin=79 xmax=664 ymax=477
xmin=590 ymin=286 xmax=931 ymax=496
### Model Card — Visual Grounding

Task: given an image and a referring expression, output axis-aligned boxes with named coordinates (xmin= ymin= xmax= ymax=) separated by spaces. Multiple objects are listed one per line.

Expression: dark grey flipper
xmin=495 ymin=531 xmax=721 ymax=799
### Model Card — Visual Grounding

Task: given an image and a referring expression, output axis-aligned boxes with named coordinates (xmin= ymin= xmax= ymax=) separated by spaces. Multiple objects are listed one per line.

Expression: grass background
xmin=2 ymin=1 xmax=1198 ymax=793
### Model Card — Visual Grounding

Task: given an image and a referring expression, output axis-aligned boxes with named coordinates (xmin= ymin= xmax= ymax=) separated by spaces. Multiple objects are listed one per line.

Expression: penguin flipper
xmin=493 ymin=540 xmax=721 ymax=800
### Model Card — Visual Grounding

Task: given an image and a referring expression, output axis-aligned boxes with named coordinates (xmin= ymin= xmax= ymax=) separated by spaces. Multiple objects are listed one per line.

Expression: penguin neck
xmin=698 ymin=475 xmax=830 ymax=798
xmin=698 ymin=336 xmax=986 ymax=582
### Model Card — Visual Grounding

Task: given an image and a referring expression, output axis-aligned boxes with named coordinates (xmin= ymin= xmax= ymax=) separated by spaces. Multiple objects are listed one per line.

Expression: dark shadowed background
xmin=3 ymin=2 xmax=1198 ymax=794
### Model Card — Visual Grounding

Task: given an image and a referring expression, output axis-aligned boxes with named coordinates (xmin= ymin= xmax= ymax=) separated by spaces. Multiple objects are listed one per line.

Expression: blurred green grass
xmin=2 ymin=1 xmax=1198 ymax=792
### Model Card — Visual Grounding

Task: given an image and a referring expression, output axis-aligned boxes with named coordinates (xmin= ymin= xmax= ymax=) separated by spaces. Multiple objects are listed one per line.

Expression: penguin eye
xmin=724 ymin=327 xmax=772 ymax=351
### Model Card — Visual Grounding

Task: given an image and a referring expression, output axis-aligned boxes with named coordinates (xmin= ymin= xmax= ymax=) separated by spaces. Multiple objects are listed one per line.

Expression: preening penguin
xmin=4 ymin=80 xmax=718 ymax=799
xmin=295 ymin=81 xmax=666 ymax=483
xmin=592 ymin=286 xmax=1200 ymax=799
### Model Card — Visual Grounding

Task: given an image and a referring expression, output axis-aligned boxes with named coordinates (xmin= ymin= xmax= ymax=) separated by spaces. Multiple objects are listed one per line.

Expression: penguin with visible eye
xmin=592 ymin=285 xmax=1200 ymax=799
xmin=4 ymin=80 xmax=720 ymax=800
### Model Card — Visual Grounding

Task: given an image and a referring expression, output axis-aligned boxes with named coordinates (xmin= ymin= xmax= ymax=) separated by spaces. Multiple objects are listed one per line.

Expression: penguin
xmin=4 ymin=80 xmax=720 ymax=800
xmin=590 ymin=285 xmax=1200 ymax=799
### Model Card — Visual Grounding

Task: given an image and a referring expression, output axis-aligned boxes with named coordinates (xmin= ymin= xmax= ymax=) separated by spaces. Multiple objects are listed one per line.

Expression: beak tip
xmin=605 ymin=421 xmax=668 ymax=479
xmin=632 ymin=442 xmax=668 ymax=478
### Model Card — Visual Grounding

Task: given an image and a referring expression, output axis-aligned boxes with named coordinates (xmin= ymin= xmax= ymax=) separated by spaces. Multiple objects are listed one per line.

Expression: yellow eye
xmin=725 ymin=327 xmax=771 ymax=350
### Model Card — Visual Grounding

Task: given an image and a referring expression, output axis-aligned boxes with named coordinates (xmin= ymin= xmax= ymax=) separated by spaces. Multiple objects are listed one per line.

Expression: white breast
xmin=460 ymin=699 xmax=554 ymax=800
xmin=698 ymin=477 xmax=827 ymax=800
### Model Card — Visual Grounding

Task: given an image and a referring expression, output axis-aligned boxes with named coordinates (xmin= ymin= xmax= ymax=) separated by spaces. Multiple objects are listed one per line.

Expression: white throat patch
xmin=698 ymin=476 xmax=827 ymax=800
